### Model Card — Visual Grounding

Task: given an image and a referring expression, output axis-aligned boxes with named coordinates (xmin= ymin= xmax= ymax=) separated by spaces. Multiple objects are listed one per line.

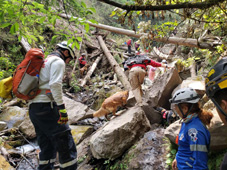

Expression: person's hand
xmin=57 ymin=104 xmax=68 ymax=124
xmin=172 ymin=158 xmax=178 ymax=170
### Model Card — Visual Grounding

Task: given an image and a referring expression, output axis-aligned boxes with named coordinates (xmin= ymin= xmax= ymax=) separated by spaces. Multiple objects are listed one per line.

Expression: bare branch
xmin=97 ymin=0 xmax=225 ymax=11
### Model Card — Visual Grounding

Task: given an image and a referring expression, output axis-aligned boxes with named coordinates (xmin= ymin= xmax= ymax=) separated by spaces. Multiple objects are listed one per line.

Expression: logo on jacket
xmin=188 ymin=128 xmax=198 ymax=142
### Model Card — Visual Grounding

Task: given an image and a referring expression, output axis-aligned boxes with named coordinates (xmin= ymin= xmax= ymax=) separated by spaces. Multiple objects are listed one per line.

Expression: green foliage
xmin=70 ymin=75 xmax=81 ymax=93
xmin=113 ymin=54 xmax=122 ymax=64
xmin=0 ymin=0 xmax=95 ymax=49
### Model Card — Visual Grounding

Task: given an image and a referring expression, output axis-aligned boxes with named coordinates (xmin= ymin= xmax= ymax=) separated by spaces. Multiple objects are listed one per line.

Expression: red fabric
xmin=129 ymin=60 xmax=162 ymax=70
xmin=127 ymin=39 xmax=132 ymax=46
xmin=176 ymin=135 xmax=179 ymax=144
xmin=79 ymin=56 xmax=87 ymax=65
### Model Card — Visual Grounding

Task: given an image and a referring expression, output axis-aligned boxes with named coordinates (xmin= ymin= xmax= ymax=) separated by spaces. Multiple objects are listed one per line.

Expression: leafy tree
xmin=0 ymin=0 xmax=96 ymax=49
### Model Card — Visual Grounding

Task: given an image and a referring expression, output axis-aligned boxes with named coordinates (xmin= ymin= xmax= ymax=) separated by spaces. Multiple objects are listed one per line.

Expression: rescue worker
xmin=79 ymin=53 xmax=87 ymax=68
xmin=170 ymin=88 xmax=213 ymax=170
xmin=29 ymin=41 xmax=77 ymax=170
xmin=135 ymin=40 xmax=140 ymax=51
xmin=205 ymin=57 xmax=227 ymax=169
xmin=154 ymin=106 xmax=178 ymax=126
xmin=127 ymin=39 xmax=132 ymax=54
xmin=127 ymin=55 xmax=171 ymax=104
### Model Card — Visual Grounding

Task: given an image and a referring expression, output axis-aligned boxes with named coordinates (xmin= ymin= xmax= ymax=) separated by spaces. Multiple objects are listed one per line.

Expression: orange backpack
xmin=12 ymin=48 xmax=45 ymax=100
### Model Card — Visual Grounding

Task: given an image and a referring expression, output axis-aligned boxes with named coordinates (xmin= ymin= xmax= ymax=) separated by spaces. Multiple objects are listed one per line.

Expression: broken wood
xmin=153 ymin=47 xmax=170 ymax=59
xmin=97 ymin=36 xmax=132 ymax=91
xmin=80 ymin=55 xmax=102 ymax=87
xmin=20 ymin=37 xmax=31 ymax=52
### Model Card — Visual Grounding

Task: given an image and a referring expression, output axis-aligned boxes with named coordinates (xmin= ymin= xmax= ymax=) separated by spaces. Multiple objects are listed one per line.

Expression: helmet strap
xmin=178 ymin=103 xmax=194 ymax=119
xmin=56 ymin=49 xmax=67 ymax=61
xmin=211 ymin=98 xmax=227 ymax=120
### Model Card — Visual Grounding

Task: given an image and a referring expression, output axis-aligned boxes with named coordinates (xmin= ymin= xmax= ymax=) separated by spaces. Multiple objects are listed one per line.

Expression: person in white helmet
xmin=29 ymin=41 xmax=77 ymax=170
xmin=170 ymin=88 xmax=213 ymax=170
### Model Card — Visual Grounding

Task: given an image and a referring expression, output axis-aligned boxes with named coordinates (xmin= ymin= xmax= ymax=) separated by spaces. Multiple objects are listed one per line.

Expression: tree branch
xmin=97 ymin=0 xmax=225 ymax=11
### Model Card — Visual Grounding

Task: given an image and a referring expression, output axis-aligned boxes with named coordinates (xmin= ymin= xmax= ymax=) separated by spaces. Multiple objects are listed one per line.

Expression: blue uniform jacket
xmin=176 ymin=115 xmax=210 ymax=170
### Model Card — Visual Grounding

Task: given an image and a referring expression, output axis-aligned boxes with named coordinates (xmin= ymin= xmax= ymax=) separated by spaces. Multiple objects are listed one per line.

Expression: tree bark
xmin=97 ymin=36 xmax=132 ymax=91
xmin=20 ymin=37 xmax=31 ymax=52
xmin=97 ymin=0 xmax=225 ymax=11
xmin=80 ymin=55 xmax=102 ymax=87
xmin=59 ymin=13 xmax=222 ymax=50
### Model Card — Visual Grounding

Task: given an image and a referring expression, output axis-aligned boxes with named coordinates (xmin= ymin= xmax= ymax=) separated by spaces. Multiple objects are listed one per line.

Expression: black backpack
xmin=125 ymin=55 xmax=151 ymax=67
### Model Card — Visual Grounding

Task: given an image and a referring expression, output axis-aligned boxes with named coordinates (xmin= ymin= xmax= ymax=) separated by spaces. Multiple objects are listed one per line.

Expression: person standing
xmin=79 ymin=53 xmax=87 ymax=68
xmin=205 ymin=57 xmax=227 ymax=169
xmin=29 ymin=41 xmax=77 ymax=170
xmin=127 ymin=39 xmax=132 ymax=54
xmin=170 ymin=88 xmax=213 ymax=170
xmin=127 ymin=55 xmax=170 ymax=104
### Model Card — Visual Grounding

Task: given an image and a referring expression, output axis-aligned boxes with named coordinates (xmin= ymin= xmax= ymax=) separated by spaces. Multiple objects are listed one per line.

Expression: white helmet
xmin=56 ymin=41 xmax=75 ymax=59
xmin=170 ymin=88 xmax=200 ymax=104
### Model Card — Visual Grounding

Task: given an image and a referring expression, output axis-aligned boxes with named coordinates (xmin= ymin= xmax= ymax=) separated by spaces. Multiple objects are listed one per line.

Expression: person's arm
xmin=188 ymin=129 xmax=209 ymax=170
xmin=49 ymin=59 xmax=65 ymax=105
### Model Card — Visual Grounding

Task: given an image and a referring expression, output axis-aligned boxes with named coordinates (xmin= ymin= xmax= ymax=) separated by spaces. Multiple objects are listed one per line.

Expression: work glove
xmin=57 ymin=104 xmax=68 ymax=124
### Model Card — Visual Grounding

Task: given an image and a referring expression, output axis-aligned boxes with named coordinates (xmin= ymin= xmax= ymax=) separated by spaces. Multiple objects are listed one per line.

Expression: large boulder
xmin=70 ymin=125 xmax=94 ymax=144
xmin=127 ymin=128 xmax=167 ymax=170
xmin=0 ymin=106 xmax=27 ymax=128
xmin=19 ymin=114 xmax=36 ymax=139
xmin=89 ymin=106 xmax=151 ymax=160
xmin=63 ymin=96 xmax=95 ymax=124
xmin=172 ymin=79 xmax=205 ymax=96
xmin=144 ymin=68 xmax=182 ymax=109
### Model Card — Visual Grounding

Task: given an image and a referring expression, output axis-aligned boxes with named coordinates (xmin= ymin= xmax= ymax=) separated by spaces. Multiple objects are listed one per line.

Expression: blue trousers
xmin=29 ymin=102 xmax=77 ymax=170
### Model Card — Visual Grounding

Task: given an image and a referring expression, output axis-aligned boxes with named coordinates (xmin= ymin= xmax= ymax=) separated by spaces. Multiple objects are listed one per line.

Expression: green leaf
xmin=89 ymin=7 xmax=96 ymax=13
xmin=166 ymin=158 xmax=172 ymax=164
xmin=51 ymin=35 xmax=58 ymax=44
xmin=40 ymin=17 xmax=46 ymax=24
xmin=81 ymin=1 xmax=86 ymax=8
xmin=10 ymin=24 xmax=15 ymax=34
xmin=76 ymin=37 xmax=82 ymax=42
xmin=74 ymin=41 xmax=80 ymax=50
xmin=14 ymin=22 xmax=19 ymax=32
xmin=30 ymin=34 xmax=38 ymax=41
xmin=84 ymin=23 xmax=89 ymax=32
xmin=88 ymin=19 xmax=98 ymax=24
xmin=0 ymin=23 xmax=11 ymax=28
xmin=171 ymin=149 xmax=177 ymax=154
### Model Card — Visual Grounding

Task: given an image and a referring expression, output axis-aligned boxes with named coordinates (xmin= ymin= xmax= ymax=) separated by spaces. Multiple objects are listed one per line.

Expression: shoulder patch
xmin=188 ymin=128 xmax=198 ymax=142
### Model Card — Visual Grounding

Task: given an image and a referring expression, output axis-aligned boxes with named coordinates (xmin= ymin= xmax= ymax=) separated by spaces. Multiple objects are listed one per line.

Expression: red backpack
xmin=12 ymin=48 xmax=45 ymax=100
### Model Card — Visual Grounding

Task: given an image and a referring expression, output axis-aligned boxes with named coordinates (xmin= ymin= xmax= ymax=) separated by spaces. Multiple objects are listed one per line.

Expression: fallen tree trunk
xmin=97 ymin=36 xmax=132 ymax=91
xmin=80 ymin=55 xmax=102 ymax=87
xmin=59 ymin=13 xmax=222 ymax=50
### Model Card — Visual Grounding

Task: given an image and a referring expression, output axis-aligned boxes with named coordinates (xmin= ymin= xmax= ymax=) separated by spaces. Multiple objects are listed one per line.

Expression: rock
xmin=0 ymin=106 xmax=27 ymax=128
xmin=172 ymin=79 xmax=205 ymax=96
xmin=127 ymin=128 xmax=167 ymax=170
xmin=0 ymin=121 xmax=7 ymax=131
xmin=63 ymin=96 xmax=95 ymax=124
xmin=70 ymin=125 xmax=94 ymax=144
xmin=0 ymin=155 xmax=14 ymax=170
xmin=90 ymin=106 xmax=151 ymax=160
xmin=141 ymin=103 xmax=162 ymax=125
xmin=145 ymin=68 xmax=182 ymax=109
xmin=19 ymin=114 xmax=36 ymax=139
